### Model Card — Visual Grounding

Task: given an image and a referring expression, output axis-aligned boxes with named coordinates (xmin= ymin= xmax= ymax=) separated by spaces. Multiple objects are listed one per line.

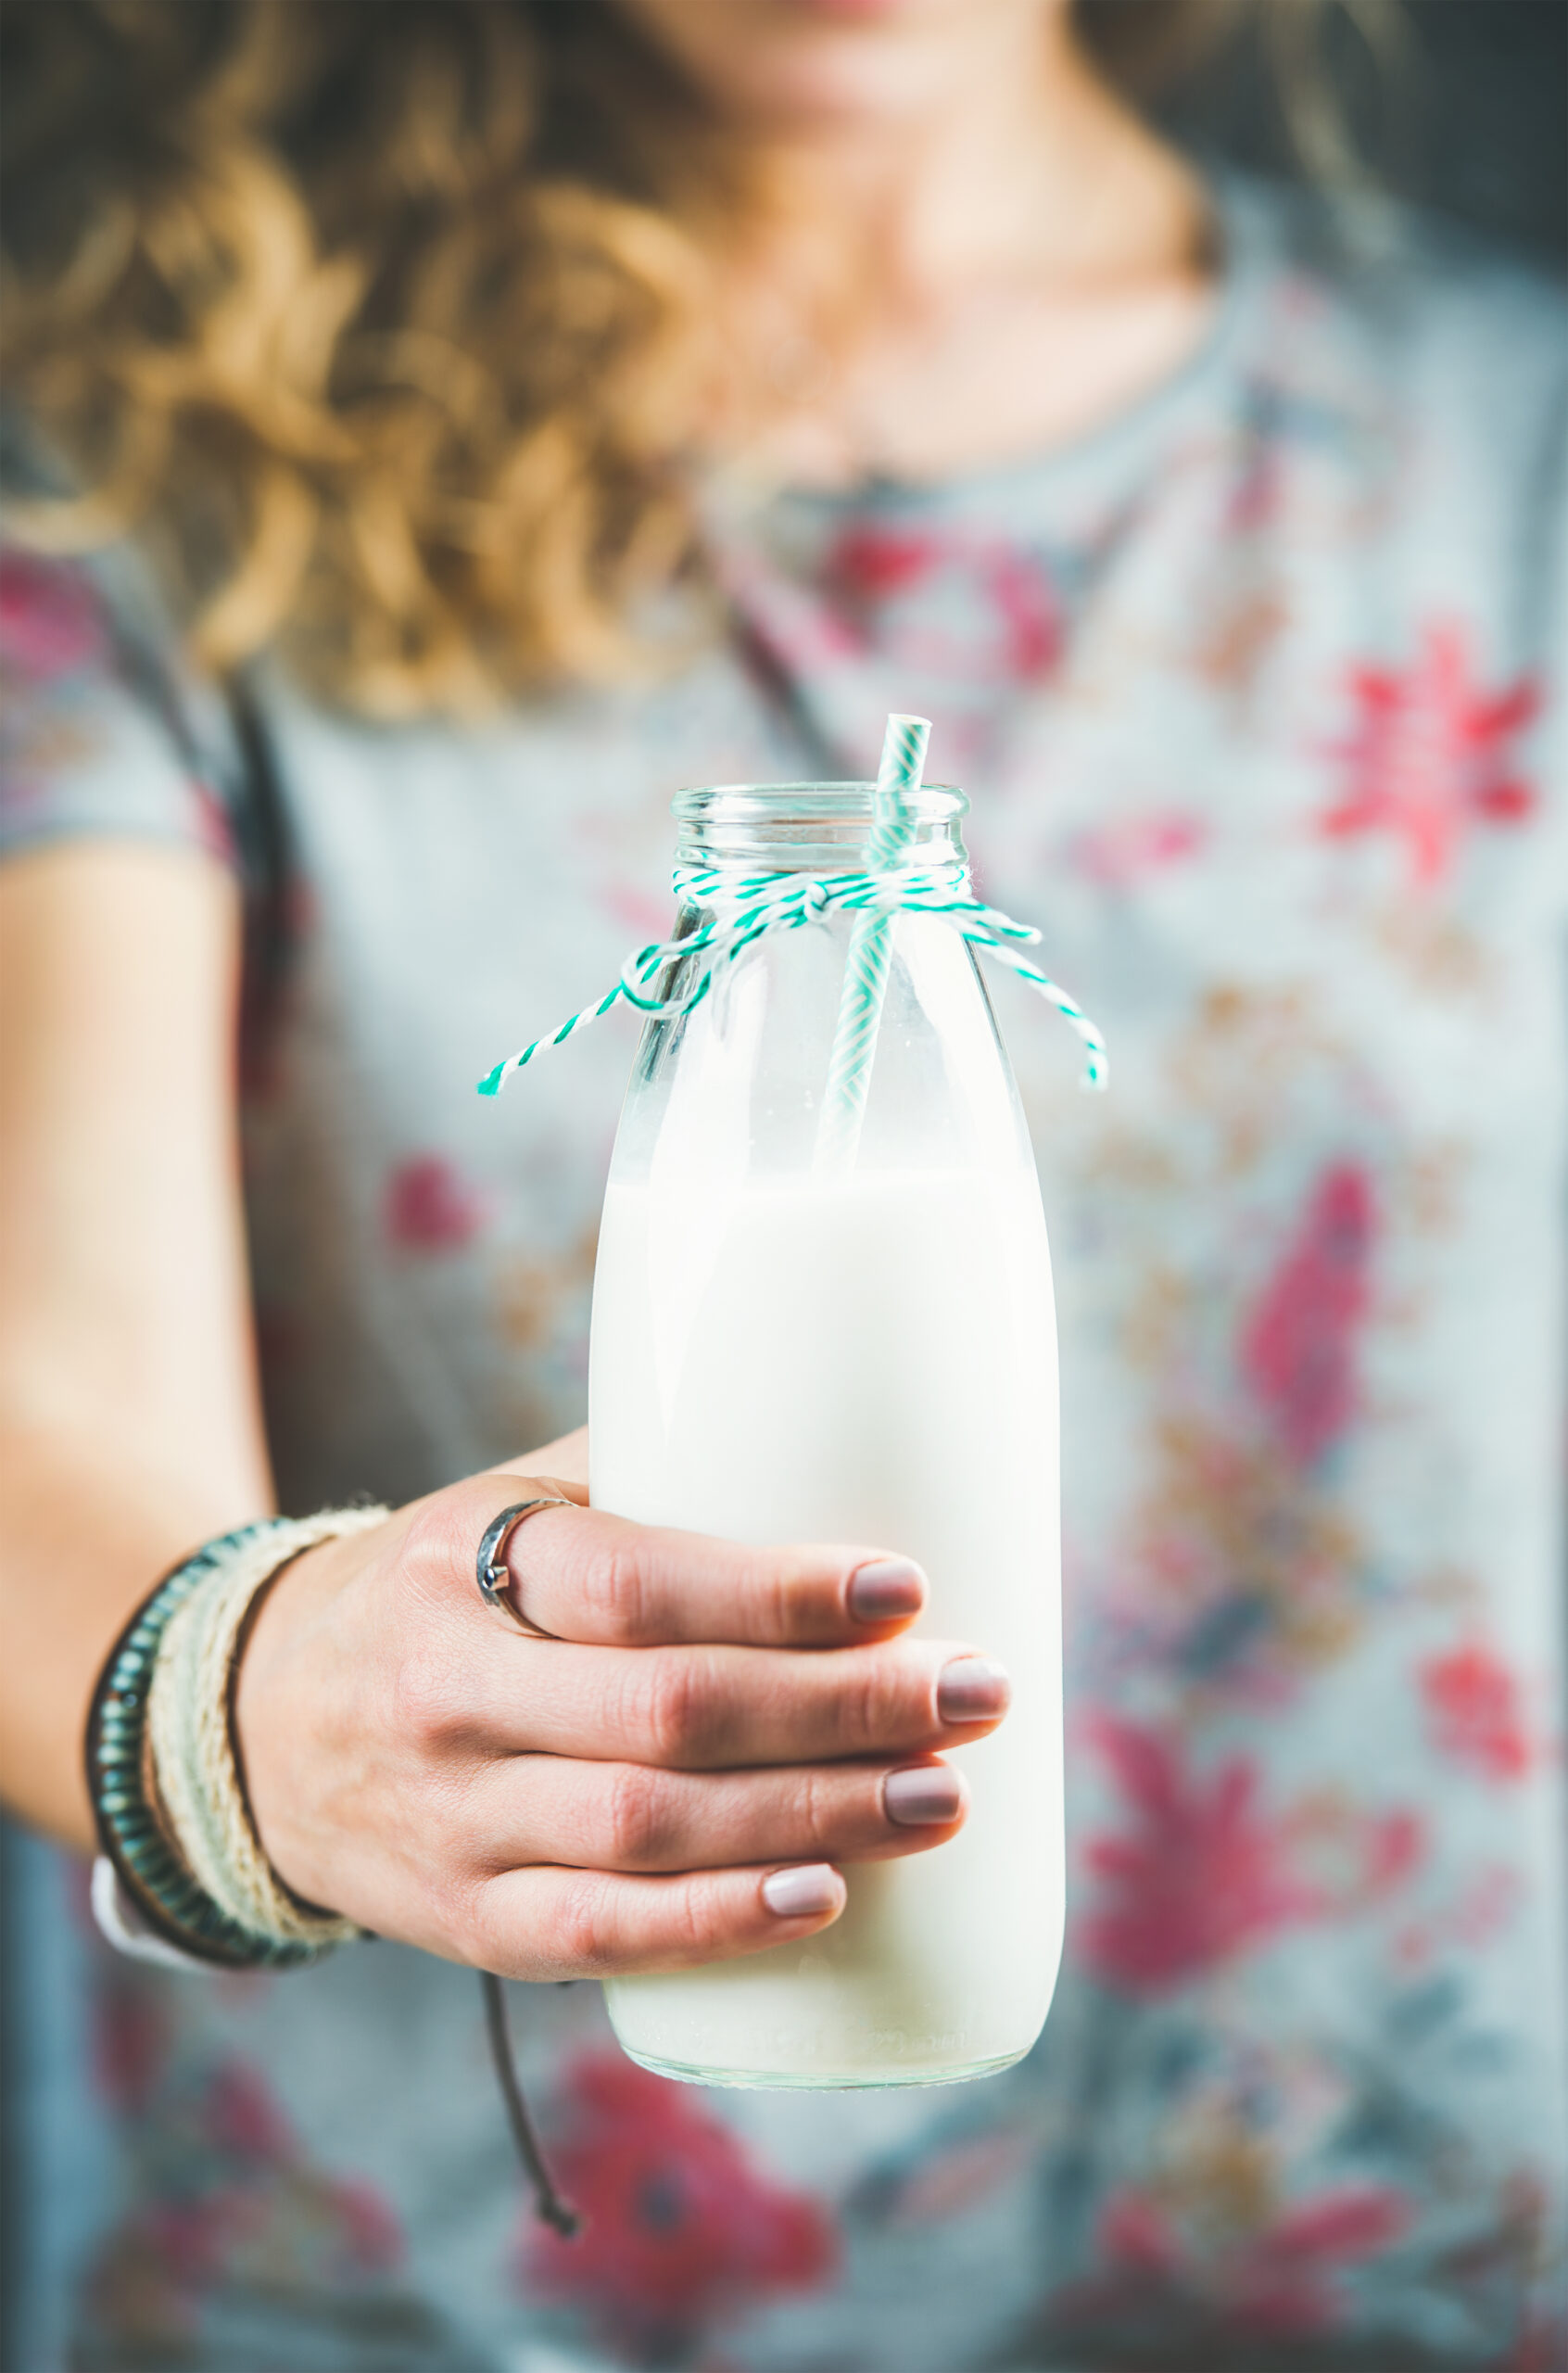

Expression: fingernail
xmin=847 ymin=1557 xmax=927 ymax=1622
xmin=884 ymin=1764 xmax=963 ymax=1827
xmin=936 ymin=1656 xmax=1012 ymax=1725
xmin=762 ymin=1864 xmax=841 ymax=1919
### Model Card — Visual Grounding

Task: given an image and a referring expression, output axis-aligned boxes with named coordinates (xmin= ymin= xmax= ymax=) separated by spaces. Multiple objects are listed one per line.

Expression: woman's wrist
xmin=85 ymin=1506 xmax=387 ymax=1971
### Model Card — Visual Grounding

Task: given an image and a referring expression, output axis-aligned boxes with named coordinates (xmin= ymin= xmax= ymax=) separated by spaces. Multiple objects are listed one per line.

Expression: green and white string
xmin=477 ymin=851 xmax=1107 ymax=1098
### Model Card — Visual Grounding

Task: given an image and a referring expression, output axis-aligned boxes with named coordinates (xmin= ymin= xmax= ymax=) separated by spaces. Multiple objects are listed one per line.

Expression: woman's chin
xmin=614 ymin=0 xmax=1051 ymax=134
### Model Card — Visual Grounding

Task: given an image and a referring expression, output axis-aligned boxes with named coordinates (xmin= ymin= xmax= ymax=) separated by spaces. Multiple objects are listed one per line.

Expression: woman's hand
xmin=234 ymin=1454 xmax=1010 ymax=1981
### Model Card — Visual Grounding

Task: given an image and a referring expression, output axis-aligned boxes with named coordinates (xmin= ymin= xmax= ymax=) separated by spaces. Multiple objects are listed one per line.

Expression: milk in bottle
xmin=589 ymin=782 xmax=1063 ymax=2087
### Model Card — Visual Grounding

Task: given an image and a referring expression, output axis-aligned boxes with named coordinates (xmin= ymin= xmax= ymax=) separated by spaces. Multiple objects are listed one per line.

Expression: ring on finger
xmin=476 ymin=1494 xmax=576 ymax=1637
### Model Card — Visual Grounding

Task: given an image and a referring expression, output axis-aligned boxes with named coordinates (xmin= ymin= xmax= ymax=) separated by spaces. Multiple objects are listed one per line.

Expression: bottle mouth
xmin=674 ymin=781 xmax=969 ymax=873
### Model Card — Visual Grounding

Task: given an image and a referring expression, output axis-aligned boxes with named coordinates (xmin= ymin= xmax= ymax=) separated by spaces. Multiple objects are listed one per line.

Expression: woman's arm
xmin=2 ymin=839 xmax=1006 ymax=1971
xmin=0 ymin=840 xmax=272 ymax=1845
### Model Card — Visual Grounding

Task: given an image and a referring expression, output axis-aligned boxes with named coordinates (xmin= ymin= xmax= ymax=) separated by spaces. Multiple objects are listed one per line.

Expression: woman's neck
xmin=697 ymin=13 xmax=1216 ymax=489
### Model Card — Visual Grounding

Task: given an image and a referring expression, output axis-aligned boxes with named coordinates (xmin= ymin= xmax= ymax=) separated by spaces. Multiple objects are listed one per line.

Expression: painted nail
xmin=762 ymin=1864 xmax=841 ymax=1919
xmin=936 ymin=1656 xmax=1012 ymax=1726
xmin=883 ymin=1764 xmax=963 ymax=1827
xmin=847 ymin=1557 xmax=928 ymax=1622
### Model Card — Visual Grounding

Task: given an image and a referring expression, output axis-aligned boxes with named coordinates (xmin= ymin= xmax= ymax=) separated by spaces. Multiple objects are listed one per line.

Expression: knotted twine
xmin=477 ymin=852 xmax=1107 ymax=1099
xmin=147 ymin=1507 xmax=389 ymax=1951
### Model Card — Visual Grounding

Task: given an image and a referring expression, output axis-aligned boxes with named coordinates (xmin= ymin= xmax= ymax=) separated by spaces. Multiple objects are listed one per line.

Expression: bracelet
xmin=85 ymin=1507 xmax=387 ymax=1971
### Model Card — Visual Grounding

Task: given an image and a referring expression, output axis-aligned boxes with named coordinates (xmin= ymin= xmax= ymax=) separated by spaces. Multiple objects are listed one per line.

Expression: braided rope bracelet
xmin=85 ymin=1509 xmax=386 ymax=1970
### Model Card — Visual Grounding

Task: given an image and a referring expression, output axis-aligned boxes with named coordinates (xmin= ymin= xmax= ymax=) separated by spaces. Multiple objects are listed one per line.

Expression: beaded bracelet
xmin=85 ymin=1509 xmax=386 ymax=1971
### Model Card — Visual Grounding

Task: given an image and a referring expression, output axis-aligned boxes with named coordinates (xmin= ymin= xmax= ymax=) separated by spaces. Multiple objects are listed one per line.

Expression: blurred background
xmin=1160 ymin=0 xmax=1564 ymax=267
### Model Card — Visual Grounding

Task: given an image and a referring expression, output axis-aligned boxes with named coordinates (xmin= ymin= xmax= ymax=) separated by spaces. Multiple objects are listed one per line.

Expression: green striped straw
xmin=815 ymin=712 xmax=932 ymax=1174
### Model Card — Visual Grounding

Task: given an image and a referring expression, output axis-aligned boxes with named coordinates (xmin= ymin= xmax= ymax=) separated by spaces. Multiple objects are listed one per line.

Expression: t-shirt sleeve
xmin=0 ymin=542 xmax=244 ymax=871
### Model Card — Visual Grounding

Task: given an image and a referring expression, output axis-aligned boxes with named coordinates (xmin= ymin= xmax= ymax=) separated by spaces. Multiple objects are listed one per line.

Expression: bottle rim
xmin=673 ymin=781 xmax=969 ymax=873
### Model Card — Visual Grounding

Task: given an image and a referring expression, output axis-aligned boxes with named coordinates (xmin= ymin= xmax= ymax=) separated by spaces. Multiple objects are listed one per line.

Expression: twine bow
xmin=477 ymin=857 xmax=1106 ymax=1097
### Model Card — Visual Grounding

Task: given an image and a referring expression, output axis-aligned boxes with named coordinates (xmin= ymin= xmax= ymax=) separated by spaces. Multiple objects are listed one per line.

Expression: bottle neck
xmin=673 ymin=781 xmax=970 ymax=879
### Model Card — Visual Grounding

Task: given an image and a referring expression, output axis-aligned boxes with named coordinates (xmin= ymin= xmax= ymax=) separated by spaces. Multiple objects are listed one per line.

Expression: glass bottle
xmin=588 ymin=782 xmax=1063 ymax=2087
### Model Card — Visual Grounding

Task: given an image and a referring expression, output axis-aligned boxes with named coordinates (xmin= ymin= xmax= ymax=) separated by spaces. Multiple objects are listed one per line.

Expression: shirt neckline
xmin=710 ymin=167 xmax=1282 ymax=531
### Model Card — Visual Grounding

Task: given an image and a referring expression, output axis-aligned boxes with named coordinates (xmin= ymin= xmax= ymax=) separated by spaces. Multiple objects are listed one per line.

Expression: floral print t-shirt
xmin=3 ymin=176 xmax=1565 ymax=2373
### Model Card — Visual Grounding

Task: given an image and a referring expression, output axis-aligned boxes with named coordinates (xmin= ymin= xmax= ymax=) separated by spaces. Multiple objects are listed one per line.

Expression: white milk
xmin=588 ymin=1162 xmax=1063 ymax=2087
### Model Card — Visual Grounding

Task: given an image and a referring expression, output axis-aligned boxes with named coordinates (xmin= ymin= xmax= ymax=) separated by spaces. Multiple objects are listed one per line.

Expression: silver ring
xmin=476 ymin=1493 xmax=575 ymax=1636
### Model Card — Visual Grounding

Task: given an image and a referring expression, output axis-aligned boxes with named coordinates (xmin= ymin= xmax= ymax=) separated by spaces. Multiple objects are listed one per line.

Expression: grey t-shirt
xmin=4 ymin=177 xmax=1565 ymax=2372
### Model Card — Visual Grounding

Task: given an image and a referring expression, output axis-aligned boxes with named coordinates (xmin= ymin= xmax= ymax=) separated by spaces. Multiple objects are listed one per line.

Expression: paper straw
xmin=815 ymin=713 xmax=932 ymax=1174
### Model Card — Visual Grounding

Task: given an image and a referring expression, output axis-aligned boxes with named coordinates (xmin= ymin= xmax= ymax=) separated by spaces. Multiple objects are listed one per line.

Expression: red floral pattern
xmin=1093 ymin=2179 xmax=1410 ymax=2335
xmin=1421 ymin=1640 xmax=1533 ymax=1780
xmin=1079 ymin=1717 xmax=1428 ymax=1994
xmin=1319 ymin=621 xmax=1540 ymax=886
xmin=79 ymin=2041 xmax=405 ymax=2354
xmin=1241 ymin=1161 xmax=1376 ymax=1466
xmin=0 ymin=548 xmax=108 ymax=678
xmin=383 ymin=1153 xmax=491 ymax=1252
xmin=1069 ymin=811 xmax=1207 ymax=890
xmin=524 ymin=2052 xmax=836 ymax=2360
xmin=1079 ymin=1719 xmax=1321 ymax=1991
xmin=824 ymin=523 xmax=1064 ymax=682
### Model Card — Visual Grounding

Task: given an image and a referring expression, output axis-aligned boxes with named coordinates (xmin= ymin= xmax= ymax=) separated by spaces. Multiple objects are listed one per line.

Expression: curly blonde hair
xmin=0 ymin=0 xmax=1371 ymax=715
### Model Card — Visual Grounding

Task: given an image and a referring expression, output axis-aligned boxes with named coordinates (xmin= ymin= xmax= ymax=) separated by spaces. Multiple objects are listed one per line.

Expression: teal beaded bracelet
xmin=86 ymin=1518 xmax=340 ymax=1971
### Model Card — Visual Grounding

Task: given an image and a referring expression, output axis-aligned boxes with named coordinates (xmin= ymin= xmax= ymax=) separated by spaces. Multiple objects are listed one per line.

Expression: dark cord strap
xmin=479 ymin=1973 xmax=581 ymax=2239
